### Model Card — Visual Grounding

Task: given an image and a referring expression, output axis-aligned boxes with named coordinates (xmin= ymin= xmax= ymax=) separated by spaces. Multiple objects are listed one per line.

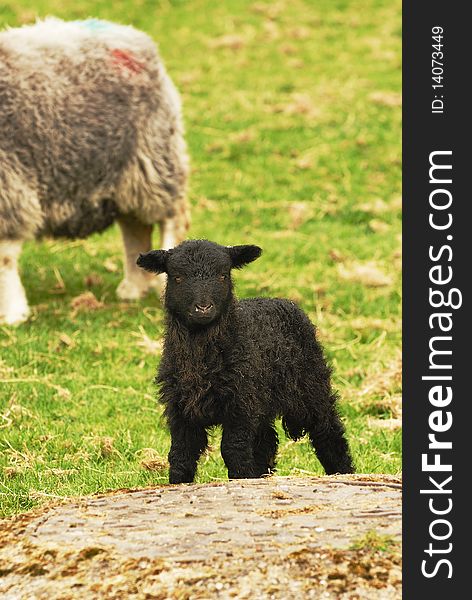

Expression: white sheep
xmin=0 ymin=18 xmax=189 ymax=324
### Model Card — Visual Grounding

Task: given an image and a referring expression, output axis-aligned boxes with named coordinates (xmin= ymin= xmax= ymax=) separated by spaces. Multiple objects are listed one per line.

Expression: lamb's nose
xmin=195 ymin=303 xmax=213 ymax=314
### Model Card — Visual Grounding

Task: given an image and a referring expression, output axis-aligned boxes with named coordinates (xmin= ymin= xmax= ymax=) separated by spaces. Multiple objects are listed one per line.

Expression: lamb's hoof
xmin=116 ymin=279 xmax=148 ymax=301
xmin=0 ymin=305 xmax=30 ymax=326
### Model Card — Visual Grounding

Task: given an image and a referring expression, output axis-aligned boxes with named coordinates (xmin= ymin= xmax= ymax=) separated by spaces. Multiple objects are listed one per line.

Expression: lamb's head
xmin=137 ymin=240 xmax=262 ymax=326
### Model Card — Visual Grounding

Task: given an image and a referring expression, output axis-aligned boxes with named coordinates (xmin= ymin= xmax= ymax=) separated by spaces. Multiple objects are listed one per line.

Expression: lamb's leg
xmin=168 ymin=423 xmax=208 ymax=484
xmin=0 ymin=240 xmax=30 ymax=325
xmin=253 ymin=424 xmax=278 ymax=477
xmin=308 ymin=405 xmax=354 ymax=475
xmin=221 ymin=423 xmax=258 ymax=479
xmin=116 ymin=215 xmax=156 ymax=300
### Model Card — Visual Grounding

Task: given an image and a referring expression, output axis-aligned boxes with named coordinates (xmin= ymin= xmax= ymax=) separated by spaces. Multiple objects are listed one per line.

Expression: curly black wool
xmin=138 ymin=240 xmax=354 ymax=483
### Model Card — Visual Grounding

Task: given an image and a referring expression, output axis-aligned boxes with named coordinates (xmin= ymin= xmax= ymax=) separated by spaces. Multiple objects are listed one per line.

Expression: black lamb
xmin=137 ymin=239 xmax=354 ymax=483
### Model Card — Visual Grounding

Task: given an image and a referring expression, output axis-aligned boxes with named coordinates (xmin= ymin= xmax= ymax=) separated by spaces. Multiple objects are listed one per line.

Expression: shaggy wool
xmin=138 ymin=240 xmax=354 ymax=483
xmin=0 ymin=18 xmax=189 ymax=240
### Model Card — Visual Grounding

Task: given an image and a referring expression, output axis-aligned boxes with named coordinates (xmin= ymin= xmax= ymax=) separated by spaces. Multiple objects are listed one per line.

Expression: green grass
xmin=350 ymin=530 xmax=400 ymax=553
xmin=0 ymin=0 xmax=401 ymax=517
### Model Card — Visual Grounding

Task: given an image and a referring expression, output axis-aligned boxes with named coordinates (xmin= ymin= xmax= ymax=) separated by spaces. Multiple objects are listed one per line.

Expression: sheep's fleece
xmin=0 ymin=18 xmax=189 ymax=323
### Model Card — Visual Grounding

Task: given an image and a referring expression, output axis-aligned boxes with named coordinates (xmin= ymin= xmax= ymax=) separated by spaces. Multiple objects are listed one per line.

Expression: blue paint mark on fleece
xmin=72 ymin=19 xmax=113 ymax=32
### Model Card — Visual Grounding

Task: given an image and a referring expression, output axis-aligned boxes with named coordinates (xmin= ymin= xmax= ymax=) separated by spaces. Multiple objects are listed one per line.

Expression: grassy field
xmin=0 ymin=0 xmax=401 ymax=517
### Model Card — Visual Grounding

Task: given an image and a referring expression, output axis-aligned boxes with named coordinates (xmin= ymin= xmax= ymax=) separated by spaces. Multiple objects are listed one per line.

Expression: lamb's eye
xmin=174 ymin=276 xmax=182 ymax=283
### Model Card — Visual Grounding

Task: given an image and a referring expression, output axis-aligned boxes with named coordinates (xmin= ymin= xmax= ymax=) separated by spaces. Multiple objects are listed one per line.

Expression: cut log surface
xmin=0 ymin=475 xmax=402 ymax=599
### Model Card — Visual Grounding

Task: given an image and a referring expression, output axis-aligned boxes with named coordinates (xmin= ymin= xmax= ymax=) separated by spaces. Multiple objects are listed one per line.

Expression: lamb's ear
xmin=227 ymin=245 xmax=262 ymax=269
xmin=136 ymin=250 xmax=169 ymax=274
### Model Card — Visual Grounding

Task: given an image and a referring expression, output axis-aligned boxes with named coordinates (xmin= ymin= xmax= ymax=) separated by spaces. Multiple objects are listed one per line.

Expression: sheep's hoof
xmin=0 ymin=305 xmax=30 ymax=326
xmin=116 ymin=279 xmax=148 ymax=301
xmin=117 ymin=274 xmax=165 ymax=301
xmin=148 ymin=274 xmax=166 ymax=298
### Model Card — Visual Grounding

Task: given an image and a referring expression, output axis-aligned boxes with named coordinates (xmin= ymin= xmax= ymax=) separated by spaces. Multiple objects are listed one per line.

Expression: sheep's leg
xmin=308 ymin=406 xmax=354 ymax=475
xmin=0 ymin=240 xmax=30 ymax=325
xmin=116 ymin=215 xmax=156 ymax=300
xmin=221 ymin=423 xmax=258 ymax=479
xmin=160 ymin=217 xmax=178 ymax=250
xmin=116 ymin=214 xmax=183 ymax=300
xmin=139 ymin=216 xmax=179 ymax=296
xmin=253 ymin=424 xmax=278 ymax=477
xmin=168 ymin=423 xmax=208 ymax=484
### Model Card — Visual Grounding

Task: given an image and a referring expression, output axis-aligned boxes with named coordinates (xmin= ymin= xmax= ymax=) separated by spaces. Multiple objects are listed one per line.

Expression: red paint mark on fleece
xmin=110 ymin=49 xmax=145 ymax=74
